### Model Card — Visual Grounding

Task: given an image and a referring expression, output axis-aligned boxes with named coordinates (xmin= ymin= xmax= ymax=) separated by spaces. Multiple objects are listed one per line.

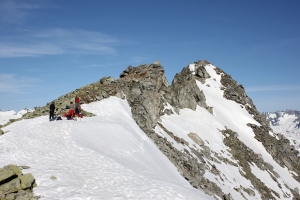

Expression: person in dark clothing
xmin=49 ymin=102 xmax=55 ymax=121
xmin=75 ymin=106 xmax=80 ymax=116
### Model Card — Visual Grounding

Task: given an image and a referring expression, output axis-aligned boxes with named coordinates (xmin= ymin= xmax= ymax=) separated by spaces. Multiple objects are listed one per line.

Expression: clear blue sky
xmin=0 ymin=0 xmax=299 ymax=112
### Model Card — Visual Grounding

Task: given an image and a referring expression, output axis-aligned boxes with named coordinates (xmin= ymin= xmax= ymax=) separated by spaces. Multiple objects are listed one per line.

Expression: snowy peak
xmin=158 ymin=62 xmax=300 ymax=199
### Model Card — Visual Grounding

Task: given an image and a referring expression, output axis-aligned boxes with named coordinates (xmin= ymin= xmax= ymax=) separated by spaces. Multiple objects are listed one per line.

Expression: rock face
xmin=222 ymin=128 xmax=282 ymax=199
xmin=0 ymin=165 xmax=39 ymax=200
xmin=171 ymin=64 xmax=208 ymax=112
xmin=214 ymin=67 xmax=269 ymax=127
xmin=248 ymin=123 xmax=300 ymax=180
xmin=12 ymin=60 xmax=300 ymax=199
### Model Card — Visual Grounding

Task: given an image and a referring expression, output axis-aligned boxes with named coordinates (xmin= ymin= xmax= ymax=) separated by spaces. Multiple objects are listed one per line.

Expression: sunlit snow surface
xmin=0 ymin=97 xmax=212 ymax=200
xmin=156 ymin=64 xmax=300 ymax=199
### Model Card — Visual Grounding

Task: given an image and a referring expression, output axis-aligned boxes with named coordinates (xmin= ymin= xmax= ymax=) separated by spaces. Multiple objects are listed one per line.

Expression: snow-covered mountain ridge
xmin=1 ymin=60 xmax=300 ymax=199
xmin=0 ymin=108 xmax=33 ymax=126
xmin=263 ymin=110 xmax=300 ymax=154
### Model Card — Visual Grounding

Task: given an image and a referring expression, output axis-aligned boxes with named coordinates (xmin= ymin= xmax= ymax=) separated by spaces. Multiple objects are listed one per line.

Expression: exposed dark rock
xmin=248 ymin=123 xmax=300 ymax=182
xmin=221 ymin=128 xmax=280 ymax=200
xmin=193 ymin=60 xmax=211 ymax=83
xmin=171 ymin=65 xmax=208 ymax=111
xmin=99 ymin=76 xmax=114 ymax=85
xmin=188 ymin=132 xmax=205 ymax=146
xmin=214 ymin=67 xmax=270 ymax=127
xmin=0 ymin=165 xmax=39 ymax=200
xmin=157 ymin=122 xmax=224 ymax=197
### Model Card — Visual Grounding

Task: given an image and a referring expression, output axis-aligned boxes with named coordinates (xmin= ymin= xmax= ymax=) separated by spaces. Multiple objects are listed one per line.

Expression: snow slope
xmin=155 ymin=64 xmax=300 ymax=199
xmin=0 ymin=97 xmax=212 ymax=200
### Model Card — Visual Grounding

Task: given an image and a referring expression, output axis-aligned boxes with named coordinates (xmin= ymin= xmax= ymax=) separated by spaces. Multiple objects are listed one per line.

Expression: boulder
xmin=188 ymin=132 xmax=205 ymax=146
xmin=100 ymin=76 xmax=114 ymax=85
xmin=0 ymin=165 xmax=39 ymax=200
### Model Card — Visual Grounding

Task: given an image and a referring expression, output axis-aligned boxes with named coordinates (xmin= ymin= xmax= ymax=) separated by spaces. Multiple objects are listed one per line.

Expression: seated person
xmin=75 ymin=106 xmax=83 ymax=118
xmin=75 ymin=106 xmax=80 ymax=115
xmin=66 ymin=109 xmax=75 ymax=120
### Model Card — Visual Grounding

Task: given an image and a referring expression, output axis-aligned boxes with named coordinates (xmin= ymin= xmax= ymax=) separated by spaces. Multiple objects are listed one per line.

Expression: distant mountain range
xmin=263 ymin=110 xmax=300 ymax=126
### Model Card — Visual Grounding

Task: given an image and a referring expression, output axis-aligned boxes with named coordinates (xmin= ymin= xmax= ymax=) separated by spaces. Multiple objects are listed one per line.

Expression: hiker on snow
xmin=49 ymin=102 xmax=55 ymax=121
xmin=75 ymin=106 xmax=80 ymax=116
xmin=66 ymin=102 xmax=75 ymax=120
xmin=69 ymin=101 xmax=75 ymax=111
xmin=75 ymin=95 xmax=80 ymax=108
xmin=66 ymin=109 xmax=74 ymax=120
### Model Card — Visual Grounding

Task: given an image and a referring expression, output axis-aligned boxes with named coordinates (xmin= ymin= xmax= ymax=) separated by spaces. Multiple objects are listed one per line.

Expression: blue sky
xmin=0 ymin=0 xmax=299 ymax=112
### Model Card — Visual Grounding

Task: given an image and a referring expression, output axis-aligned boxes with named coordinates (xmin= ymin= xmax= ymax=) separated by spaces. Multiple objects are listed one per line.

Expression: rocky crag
xmin=0 ymin=165 xmax=39 ymax=200
xmin=16 ymin=60 xmax=300 ymax=199
xmin=262 ymin=110 xmax=300 ymax=169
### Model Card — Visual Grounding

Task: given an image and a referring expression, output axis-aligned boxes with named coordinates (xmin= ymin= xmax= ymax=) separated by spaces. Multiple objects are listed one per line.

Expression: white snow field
xmin=0 ymin=97 xmax=212 ymax=200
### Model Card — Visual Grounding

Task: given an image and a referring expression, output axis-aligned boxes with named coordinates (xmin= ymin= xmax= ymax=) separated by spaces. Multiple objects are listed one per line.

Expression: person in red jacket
xmin=75 ymin=95 xmax=80 ymax=108
xmin=66 ymin=109 xmax=74 ymax=120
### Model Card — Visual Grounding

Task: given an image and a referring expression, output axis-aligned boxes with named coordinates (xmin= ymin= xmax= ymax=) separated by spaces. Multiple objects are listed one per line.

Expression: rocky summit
xmin=5 ymin=60 xmax=300 ymax=199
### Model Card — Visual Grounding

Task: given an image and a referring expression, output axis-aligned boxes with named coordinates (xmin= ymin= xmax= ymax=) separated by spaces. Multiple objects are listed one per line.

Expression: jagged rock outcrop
xmin=192 ymin=60 xmax=211 ymax=83
xmin=214 ymin=67 xmax=269 ymax=127
xmin=119 ymin=63 xmax=168 ymax=129
xmin=0 ymin=165 xmax=39 ymax=200
xmin=213 ymin=67 xmax=300 ymax=193
xmin=23 ymin=61 xmax=210 ymax=130
xmin=172 ymin=65 xmax=207 ymax=111
xmin=222 ymin=128 xmax=283 ymax=200
xmin=248 ymin=123 xmax=300 ymax=180
xmin=156 ymin=122 xmax=224 ymax=197
xmin=263 ymin=110 xmax=300 ymax=162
